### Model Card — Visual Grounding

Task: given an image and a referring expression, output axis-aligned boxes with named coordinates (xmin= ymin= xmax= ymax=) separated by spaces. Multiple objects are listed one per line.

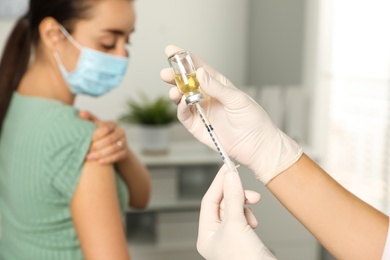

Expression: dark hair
xmin=0 ymin=0 xmax=93 ymax=134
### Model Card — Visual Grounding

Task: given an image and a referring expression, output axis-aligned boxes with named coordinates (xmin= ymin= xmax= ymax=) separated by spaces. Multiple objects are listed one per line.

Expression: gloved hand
xmin=160 ymin=45 xmax=303 ymax=184
xmin=197 ymin=165 xmax=276 ymax=260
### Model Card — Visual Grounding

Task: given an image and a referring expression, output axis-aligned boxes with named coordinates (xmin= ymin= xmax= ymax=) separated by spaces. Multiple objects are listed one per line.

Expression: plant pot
xmin=139 ymin=125 xmax=171 ymax=155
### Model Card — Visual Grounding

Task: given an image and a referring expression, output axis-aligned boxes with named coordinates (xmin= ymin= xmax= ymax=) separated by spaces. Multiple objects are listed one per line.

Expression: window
xmin=317 ymin=0 xmax=390 ymax=213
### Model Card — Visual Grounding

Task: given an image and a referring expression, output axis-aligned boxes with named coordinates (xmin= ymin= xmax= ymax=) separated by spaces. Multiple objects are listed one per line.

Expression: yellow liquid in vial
xmin=174 ymin=73 xmax=201 ymax=97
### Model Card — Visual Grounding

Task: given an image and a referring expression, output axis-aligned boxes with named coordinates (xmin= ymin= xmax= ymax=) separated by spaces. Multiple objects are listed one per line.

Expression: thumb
xmin=79 ymin=110 xmax=101 ymax=125
xmin=197 ymin=67 xmax=236 ymax=105
xmin=223 ymin=170 xmax=246 ymax=221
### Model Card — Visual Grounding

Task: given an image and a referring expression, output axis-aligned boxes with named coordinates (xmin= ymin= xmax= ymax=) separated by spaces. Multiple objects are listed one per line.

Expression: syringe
xmin=194 ymin=102 xmax=238 ymax=173
xmin=168 ymin=50 xmax=238 ymax=172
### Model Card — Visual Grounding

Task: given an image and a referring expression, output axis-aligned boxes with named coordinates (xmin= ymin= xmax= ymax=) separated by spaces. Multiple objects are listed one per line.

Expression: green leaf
xmin=118 ymin=93 xmax=177 ymax=125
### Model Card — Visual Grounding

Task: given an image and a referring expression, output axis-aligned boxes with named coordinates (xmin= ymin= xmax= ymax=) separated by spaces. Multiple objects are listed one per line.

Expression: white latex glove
xmin=160 ymin=45 xmax=303 ymax=184
xmin=197 ymin=165 xmax=276 ymax=260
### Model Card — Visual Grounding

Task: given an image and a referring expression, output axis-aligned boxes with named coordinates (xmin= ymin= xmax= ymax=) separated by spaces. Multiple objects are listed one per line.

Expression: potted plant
xmin=119 ymin=94 xmax=177 ymax=154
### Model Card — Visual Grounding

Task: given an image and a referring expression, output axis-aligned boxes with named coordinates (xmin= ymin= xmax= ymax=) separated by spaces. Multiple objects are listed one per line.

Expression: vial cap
xmin=185 ymin=93 xmax=204 ymax=105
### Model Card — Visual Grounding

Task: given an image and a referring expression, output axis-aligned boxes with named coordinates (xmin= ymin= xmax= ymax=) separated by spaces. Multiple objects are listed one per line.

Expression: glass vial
xmin=167 ymin=50 xmax=204 ymax=105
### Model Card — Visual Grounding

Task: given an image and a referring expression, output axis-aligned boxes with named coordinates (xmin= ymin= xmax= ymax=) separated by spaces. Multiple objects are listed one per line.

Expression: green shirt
xmin=0 ymin=93 xmax=129 ymax=260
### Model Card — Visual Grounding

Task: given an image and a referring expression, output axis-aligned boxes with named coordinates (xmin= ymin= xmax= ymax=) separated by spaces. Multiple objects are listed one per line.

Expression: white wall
xmin=0 ymin=19 xmax=15 ymax=55
xmin=0 ymin=0 xmax=249 ymax=120
xmin=75 ymin=0 xmax=249 ymax=120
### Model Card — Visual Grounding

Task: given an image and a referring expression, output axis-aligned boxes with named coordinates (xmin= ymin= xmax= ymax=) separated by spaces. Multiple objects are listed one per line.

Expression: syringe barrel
xmin=194 ymin=103 xmax=237 ymax=173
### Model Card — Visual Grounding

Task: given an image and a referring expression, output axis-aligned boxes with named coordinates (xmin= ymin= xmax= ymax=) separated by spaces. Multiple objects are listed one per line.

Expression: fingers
xmin=88 ymin=137 xmax=125 ymax=161
xmin=160 ymin=68 xmax=175 ymax=85
xmin=177 ymin=97 xmax=197 ymax=127
xmin=162 ymin=44 xmax=234 ymax=107
xmin=244 ymin=207 xmax=259 ymax=229
xmin=167 ymin=86 xmax=192 ymax=126
xmin=223 ymin=169 xmax=246 ymax=221
xmin=163 ymin=44 xmax=241 ymax=105
xmin=198 ymin=167 xmax=225 ymax=249
xmin=164 ymin=45 xmax=226 ymax=81
xmin=79 ymin=112 xmax=128 ymax=164
xmin=164 ymin=45 xmax=206 ymax=73
xmin=169 ymin=87 xmax=183 ymax=105
xmin=92 ymin=122 xmax=116 ymax=141
xmin=200 ymin=165 xmax=228 ymax=222
xmin=196 ymin=67 xmax=237 ymax=105
xmin=88 ymin=122 xmax=128 ymax=164
xmin=220 ymin=190 xmax=261 ymax=210
xmin=88 ymin=135 xmax=124 ymax=158
xmin=95 ymin=147 xmax=128 ymax=165
xmin=160 ymin=67 xmax=184 ymax=106
xmin=219 ymin=189 xmax=261 ymax=228
xmin=164 ymin=45 xmax=184 ymax=57
xmin=201 ymin=165 xmax=226 ymax=206
xmin=90 ymin=123 xmax=122 ymax=148
xmin=162 ymin=50 xmax=239 ymax=107
xmin=244 ymin=190 xmax=261 ymax=205
xmin=79 ymin=110 xmax=101 ymax=125
xmin=222 ymin=170 xmax=262 ymax=230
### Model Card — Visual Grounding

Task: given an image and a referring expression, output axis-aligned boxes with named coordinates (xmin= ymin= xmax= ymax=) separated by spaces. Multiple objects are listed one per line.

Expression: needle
xmin=194 ymin=102 xmax=238 ymax=173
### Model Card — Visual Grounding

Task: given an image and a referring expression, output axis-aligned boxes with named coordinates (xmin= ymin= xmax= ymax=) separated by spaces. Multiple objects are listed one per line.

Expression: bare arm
xmin=267 ymin=153 xmax=389 ymax=260
xmin=78 ymin=112 xmax=151 ymax=209
xmin=71 ymin=161 xmax=131 ymax=260
xmin=116 ymin=148 xmax=151 ymax=209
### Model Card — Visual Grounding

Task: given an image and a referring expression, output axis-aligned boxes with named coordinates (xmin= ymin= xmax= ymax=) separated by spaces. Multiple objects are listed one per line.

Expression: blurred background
xmin=1 ymin=0 xmax=390 ymax=259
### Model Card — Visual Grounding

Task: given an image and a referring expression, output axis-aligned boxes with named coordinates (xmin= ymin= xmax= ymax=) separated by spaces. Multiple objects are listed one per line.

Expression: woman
xmin=161 ymin=45 xmax=389 ymax=260
xmin=0 ymin=0 xmax=151 ymax=259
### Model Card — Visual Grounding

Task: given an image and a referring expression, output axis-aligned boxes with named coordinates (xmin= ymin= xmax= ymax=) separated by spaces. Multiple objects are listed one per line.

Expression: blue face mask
xmin=54 ymin=26 xmax=128 ymax=97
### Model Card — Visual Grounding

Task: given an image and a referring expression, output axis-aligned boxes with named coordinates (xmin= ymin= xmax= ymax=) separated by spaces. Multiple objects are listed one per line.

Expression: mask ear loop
xmin=53 ymin=25 xmax=83 ymax=74
xmin=58 ymin=25 xmax=82 ymax=50
xmin=53 ymin=51 xmax=68 ymax=73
